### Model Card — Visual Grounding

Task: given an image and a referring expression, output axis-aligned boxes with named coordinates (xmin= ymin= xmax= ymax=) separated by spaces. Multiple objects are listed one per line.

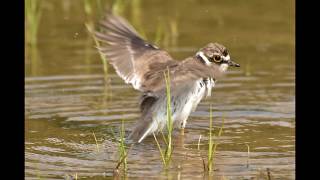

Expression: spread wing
xmin=95 ymin=14 xmax=175 ymax=91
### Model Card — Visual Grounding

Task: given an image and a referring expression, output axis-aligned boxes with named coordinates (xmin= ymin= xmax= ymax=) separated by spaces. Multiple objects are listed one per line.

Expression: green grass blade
xmin=92 ymin=131 xmax=100 ymax=152
xmin=153 ymin=133 xmax=166 ymax=166
xmin=208 ymin=105 xmax=213 ymax=172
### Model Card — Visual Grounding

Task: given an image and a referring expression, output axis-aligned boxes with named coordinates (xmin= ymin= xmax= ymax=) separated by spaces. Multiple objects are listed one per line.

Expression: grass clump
xmin=153 ymin=68 xmax=174 ymax=168
xmin=112 ymin=120 xmax=128 ymax=179
xmin=85 ymin=23 xmax=109 ymax=76
xmin=84 ymin=0 xmax=109 ymax=77
xmin=202 ymin=105 xmax=224 ymax=173
xmin=25 ymin=0 xmax=42 ymax=46
xmin=118 ymin=119 xmax=128 ymax=172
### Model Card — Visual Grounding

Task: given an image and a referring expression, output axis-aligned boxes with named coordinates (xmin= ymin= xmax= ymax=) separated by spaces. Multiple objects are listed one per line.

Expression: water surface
xmin=25 ymin=0 xmax=295 ymax=179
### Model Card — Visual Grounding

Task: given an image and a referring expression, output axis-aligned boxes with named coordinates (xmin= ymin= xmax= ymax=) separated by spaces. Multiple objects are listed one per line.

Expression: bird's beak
xmin=228 ymin=60 xmax=240 ymax=67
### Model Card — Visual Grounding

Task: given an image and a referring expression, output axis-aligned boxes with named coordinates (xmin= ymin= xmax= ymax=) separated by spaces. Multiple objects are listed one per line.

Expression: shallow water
xmin=25 ymin=0 xmax=295 ymax=179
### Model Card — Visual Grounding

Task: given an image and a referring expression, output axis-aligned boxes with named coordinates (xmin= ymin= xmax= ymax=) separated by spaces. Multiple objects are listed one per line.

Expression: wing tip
xmin=128 ymin=119 xmax=153 ymax=143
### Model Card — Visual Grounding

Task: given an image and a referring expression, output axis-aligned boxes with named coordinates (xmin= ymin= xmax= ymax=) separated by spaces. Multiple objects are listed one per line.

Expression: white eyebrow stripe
xmin=196 ymin=51 xmax=211 ymax=65
xmin=223 ymin=55 xmax=230 ymax=61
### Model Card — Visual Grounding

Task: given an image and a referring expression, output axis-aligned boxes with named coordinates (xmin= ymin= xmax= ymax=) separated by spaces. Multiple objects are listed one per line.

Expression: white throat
xmin=219 ymin=55 xmax=230 ymax=72
xmin=219 ymin=63 xmax=229 ymax=72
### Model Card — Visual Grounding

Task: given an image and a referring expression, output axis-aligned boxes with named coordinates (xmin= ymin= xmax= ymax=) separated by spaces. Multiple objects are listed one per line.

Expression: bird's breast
xmin=151 ymin=77 xmax=216 ymax=131
xmin=172 ymin=78 xmax=215 ymax=125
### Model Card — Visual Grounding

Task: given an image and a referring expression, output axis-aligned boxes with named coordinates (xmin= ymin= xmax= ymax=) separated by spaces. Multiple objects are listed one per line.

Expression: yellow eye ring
xmin=213 ymin=55 xmax=222 ymax=63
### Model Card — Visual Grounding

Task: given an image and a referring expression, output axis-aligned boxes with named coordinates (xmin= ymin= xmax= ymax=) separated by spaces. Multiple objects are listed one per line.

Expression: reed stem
xmin=153 ymin=68 xmax=174 ymax=168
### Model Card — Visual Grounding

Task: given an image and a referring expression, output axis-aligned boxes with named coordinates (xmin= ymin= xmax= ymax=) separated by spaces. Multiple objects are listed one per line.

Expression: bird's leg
xmin=179 ymin=119 xmax=187 ymax=135
xmin=180 ymin=128 xmax=185 ymax=135
xmin=174 ymin=120 xmax=187 ymax=148
xmin=176 ymin=127 xmax=185 ymax=149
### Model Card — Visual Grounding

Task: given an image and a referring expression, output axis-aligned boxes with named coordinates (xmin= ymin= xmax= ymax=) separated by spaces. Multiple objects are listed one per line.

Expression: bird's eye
xmin=212 ymin=55 xmax=222 ymax=63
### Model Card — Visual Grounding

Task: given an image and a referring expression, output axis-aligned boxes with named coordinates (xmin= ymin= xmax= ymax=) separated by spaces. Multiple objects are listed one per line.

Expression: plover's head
xmin=196 ymin=43 xmax=240 ymax=72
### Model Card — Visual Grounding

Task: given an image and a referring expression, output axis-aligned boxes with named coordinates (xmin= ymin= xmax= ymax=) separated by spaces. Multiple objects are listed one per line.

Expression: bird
xmin=95 ymin=14 xmax=240 ymax=143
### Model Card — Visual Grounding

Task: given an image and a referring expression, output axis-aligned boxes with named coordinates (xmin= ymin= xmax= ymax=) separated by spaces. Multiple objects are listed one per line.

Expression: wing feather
xmin=95 ymin=14 xmax=174 ymax=91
